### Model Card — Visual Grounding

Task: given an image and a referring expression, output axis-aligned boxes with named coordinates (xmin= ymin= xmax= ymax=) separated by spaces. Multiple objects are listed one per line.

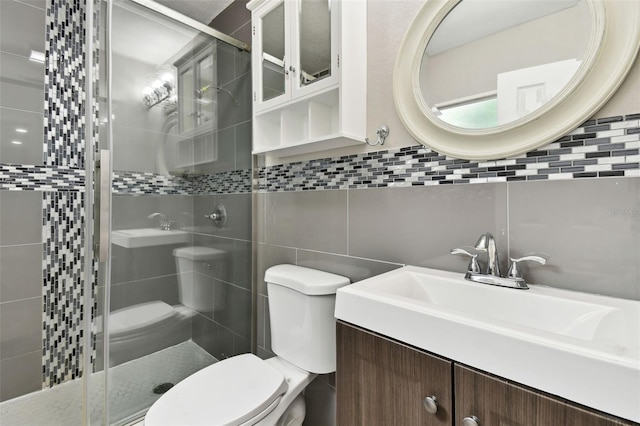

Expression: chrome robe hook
xmin=365 ymin=125 xmax=389 ymax=146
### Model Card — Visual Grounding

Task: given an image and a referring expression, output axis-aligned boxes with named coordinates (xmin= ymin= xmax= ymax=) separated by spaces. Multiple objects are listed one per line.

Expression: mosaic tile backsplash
xmin=257 ymin=114 xmax=640 ymax=192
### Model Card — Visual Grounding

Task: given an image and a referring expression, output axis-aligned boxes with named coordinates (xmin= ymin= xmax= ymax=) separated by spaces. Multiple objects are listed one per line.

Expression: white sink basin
xmin=111 ymin=228 xmax=190 ymax=248
xmin=335 ymin=266 xmax=640 ymax=422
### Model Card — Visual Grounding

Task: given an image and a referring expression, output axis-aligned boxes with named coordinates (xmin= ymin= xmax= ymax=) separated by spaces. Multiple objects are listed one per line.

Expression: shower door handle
xmin=96 ymin=149 xmax=111 ymax=262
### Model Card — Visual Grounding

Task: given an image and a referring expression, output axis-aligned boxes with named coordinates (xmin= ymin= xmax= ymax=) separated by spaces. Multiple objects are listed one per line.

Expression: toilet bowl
xmin=145 ymin=264 xmax=350 ymax=426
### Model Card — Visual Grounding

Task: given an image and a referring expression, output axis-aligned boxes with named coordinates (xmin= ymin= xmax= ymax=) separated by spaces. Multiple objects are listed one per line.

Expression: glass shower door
xmin=98 ymin=1 xmax=253 ymax=424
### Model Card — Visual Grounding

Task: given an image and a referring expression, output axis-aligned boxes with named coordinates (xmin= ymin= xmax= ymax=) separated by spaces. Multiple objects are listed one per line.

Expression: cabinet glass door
xmin=179 ymin=65 xmax=195 ymax=133
xmin=261 ymin=2 xmax=286 ymax=102
xmin=195 ymin=50 xmax=216 ymax=128
xmin=298 ymin=0 xmax=332 ymax=87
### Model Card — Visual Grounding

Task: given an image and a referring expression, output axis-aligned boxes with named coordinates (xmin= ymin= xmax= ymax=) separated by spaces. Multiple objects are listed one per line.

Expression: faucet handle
xmin=451 ymin=246 xmax=481 ymax=274
xmin=507 ymin=254 xmax=548 ymax=279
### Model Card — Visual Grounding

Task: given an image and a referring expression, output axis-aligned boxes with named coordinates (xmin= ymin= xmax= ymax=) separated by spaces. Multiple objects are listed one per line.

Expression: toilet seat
xmin=104 ymin=301 xmax=177 ymax=336
xmin=145 ymin=354 xmax=288 ymax=426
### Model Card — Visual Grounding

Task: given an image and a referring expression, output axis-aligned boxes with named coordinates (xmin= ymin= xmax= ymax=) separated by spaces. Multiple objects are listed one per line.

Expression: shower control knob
xmin=423 ymin=396 xmax=438 ymax=414
xmin=204 ymin=203 xmax=227 ymax=226
xmin=463 ymin=415 xmax=480 ymax=426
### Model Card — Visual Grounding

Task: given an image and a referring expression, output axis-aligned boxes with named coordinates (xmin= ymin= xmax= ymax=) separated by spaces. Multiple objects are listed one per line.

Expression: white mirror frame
xmin=393 ymin=0 xmax=640 ymax=160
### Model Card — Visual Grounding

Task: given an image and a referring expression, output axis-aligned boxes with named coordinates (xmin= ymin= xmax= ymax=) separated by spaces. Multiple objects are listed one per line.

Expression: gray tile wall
xmin=256 ymin=177 xmax=640 ymax=304
xmin=0 ymin=191 xmax=44 ymax=401
xmin=190 ymin=220 xmax=253 ymax=360
xmin=0 ymin=0 xmax=46 ymax=166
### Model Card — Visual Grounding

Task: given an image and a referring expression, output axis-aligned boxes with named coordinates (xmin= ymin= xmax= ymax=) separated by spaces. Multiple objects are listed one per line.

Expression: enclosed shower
xmin=0 ymin=0 xmax=253 ymax=424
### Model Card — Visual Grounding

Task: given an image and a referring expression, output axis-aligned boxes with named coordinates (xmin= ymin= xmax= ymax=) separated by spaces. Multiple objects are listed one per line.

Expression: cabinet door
xmin=194 ymin=47 xmax=216 ymax=129
xmin=290 ymin=0 xmax=338 ymax=98
xmin=178 ymin=63 xmax=196 ymax=133
xmin=177 ymin=44 xmax=216 ymax=135
xmin=337 ymin=321 xmax=453 ymax=426
xmin=253 ymin=0 xmax=289 ymax=111
xmin=455 ymin=365 xmax=635 ymax=426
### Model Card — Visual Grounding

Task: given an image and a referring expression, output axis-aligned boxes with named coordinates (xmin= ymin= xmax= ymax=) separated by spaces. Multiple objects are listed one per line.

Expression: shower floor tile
xmin=0 ymin=341 xmax=216 ymax=426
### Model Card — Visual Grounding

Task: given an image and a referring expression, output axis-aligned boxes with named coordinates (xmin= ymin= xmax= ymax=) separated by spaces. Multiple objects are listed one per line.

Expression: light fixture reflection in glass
xmin=143 ymin=72 xmax=175 ymax=109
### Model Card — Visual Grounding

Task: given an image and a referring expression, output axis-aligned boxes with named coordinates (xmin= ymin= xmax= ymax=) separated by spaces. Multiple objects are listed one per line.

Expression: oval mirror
xmin=394 ymin=0 xmax=640 ymax=160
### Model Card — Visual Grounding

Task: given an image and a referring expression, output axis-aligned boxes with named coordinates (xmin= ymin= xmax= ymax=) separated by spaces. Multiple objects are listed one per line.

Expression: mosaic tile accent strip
xmin=190 ymin=169 xmax=252 ymax=194
xmin=257 ymin=114 xmax=640 ymax=191
xmin=0 ymin=166 xmax=251 ymax=195
xmin=0 ymin=164 xmax=84 ymax=191
xmin=44 ymin=0 xmax=87 ymax=168
xmin=111 ymin=169 xmax=252 ymax=195
xmin=112 ymin=171 xmax=191 ymax=194
xmin=43 ymin=191 xmax=86 ymax=388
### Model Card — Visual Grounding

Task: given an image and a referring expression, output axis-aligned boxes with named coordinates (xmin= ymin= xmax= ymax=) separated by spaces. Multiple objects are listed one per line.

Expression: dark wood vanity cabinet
xmin=455 ymin=365 xmax=634 ymax=426
xmin=337 ymin=321 xmax=636 ymax=426
xmin=336 ymin=321 xmax=453 ymax=426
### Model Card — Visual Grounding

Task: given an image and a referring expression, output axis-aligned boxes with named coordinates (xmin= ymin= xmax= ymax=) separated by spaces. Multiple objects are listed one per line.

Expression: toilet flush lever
xmin=204 ymin=203 xmax=227 ymax=226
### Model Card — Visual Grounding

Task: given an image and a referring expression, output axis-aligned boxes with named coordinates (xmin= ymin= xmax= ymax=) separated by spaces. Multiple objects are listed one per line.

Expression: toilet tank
xmin=265 ymin=264 xmax=350 ymax=374
xmin=173 ymin=246 xmax=227 ymax=312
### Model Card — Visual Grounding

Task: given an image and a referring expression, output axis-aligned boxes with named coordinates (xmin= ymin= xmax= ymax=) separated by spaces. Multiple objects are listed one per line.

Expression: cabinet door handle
xmin=463 ymin=415 xmax=480 ymax=426
xmin=423 ymin=396 xmax=438 ymax=414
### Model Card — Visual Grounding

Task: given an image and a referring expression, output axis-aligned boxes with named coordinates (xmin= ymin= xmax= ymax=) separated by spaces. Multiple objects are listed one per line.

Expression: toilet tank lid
xmin=173 ymin=246 xmax=226 ymax=261
xmin=265 ymin=264 xmax=350 ymax=295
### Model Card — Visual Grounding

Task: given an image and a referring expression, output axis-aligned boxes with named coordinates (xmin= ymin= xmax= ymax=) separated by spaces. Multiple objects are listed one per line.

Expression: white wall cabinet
xmin=172 ymin=42 xmax=218 ymax=171
xmin=247 ymin=0 xmax=366 ymax=157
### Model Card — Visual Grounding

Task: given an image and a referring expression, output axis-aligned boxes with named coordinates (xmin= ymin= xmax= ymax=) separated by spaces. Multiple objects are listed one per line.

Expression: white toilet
xmin=96 ymin=246 xmax=228 ymax=367
xmin=144 ymin=264 xmax=350 ymax=426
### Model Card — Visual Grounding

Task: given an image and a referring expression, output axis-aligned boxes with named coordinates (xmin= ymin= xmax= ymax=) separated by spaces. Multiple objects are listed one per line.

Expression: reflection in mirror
xmin=299 ymin=0 xmax=331 ymax=87
xmin=0 ymin=0 xmax=47 ymax=165
xmin=420 ymin=0 xmax=591 ymax=129
xmin=262 ymin=3 xmax=285 ymax=101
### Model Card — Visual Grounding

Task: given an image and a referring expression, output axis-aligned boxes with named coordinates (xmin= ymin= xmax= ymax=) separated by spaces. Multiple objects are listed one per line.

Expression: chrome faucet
xmin=147 ymin=212 xmax=173 ymax=230
xmin=474 ymin=232 xmax=501 ymax=277
xmin=451 ymin=232 xmax=547 ymax=290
